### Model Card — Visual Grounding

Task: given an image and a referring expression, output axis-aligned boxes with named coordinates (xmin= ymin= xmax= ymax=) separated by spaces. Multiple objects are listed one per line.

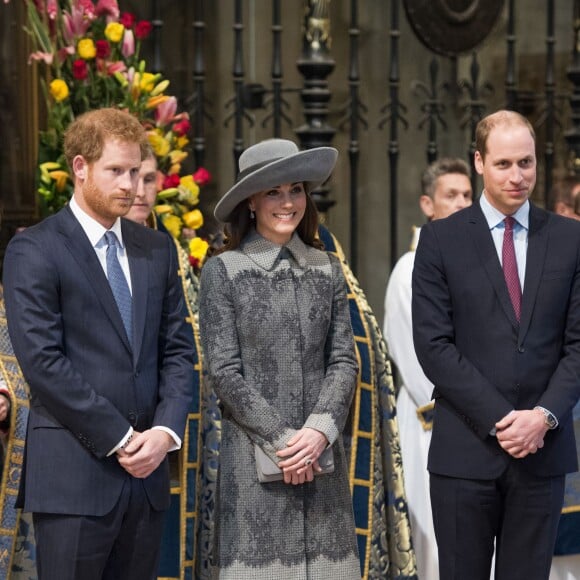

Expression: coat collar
xmin=240 ymin=229 xmax=313 ymax=271
xmin=56 ymin=207 xmax=150 ymax=363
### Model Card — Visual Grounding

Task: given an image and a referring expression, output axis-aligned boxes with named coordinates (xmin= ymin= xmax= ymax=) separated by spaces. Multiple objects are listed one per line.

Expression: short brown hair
xmin=421 ymin=158 xmax=471 ymax=199
xmin=475 ymin=110 xmax=536 ymax=161
xmin=63 ymin=107 xmax=149 ymax=170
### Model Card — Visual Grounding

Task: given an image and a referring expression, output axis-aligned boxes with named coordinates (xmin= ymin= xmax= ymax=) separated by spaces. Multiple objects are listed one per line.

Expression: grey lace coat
xmin=199 ymin=231 xmax=360 ymax=580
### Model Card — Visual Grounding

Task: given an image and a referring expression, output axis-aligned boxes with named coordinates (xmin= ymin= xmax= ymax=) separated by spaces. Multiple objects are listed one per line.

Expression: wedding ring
xmin=305 ymin=457 xmax=312 ymax=466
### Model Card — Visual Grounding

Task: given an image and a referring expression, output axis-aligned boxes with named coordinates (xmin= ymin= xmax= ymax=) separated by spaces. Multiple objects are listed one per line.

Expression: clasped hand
xmin=276 ymin=427 xmax=329 ymax=485
xmin=495 ymin=409 xmax=548 ymax=458
xmin=116 ymin=429 xmax=173 ymax=479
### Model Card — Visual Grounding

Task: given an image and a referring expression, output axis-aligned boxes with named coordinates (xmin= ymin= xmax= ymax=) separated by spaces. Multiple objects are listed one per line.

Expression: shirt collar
xmin=479 ymin=191 xmax=529 ymax=231
xmin=241 ymin=229 xmax=310 ymax=270
xmin=70 ymin=196 xmax=125 ymax=248
xmin=410 ymin=226 xmax=421 ymax=251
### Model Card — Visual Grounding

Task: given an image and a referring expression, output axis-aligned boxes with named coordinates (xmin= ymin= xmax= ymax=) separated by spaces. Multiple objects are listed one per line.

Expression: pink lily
xmin=121 ymin=28 xmax=135 ymax=59
xmin=106 ymin=60 xmax=127 ymax=75
xmin=155 ymin=96 xmax=178 ymax=127
xmin=28 ymin=51 xmax=54 ymax=65
xmin=76 ymin=0 xmax=96 ymax=19
xmin=62 ymin=6 xmax=91 ymax=42
xmin=46 ymin=0 xmax=57 ymax=19
xmin=95 ymin=0 xmax=120 ymax=20
xmin=57 ymin=45 xmax=75 ymax=64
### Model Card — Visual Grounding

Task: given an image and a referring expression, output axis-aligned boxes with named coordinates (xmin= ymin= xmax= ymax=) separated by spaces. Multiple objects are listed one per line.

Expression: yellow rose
xmin=183 ymin=209 xmax=204 ymax=229
xmin=77 ymin=38 xmax=96 ymax=60
xmin=180 ymin=175 xmax=200 ymax=195
xmin=169 ymin=163 xmax=181 ymax=175
xmin=179 ymin=176 xmax=200 ymax=205
xmin=162 ymin=214 xmax=183 ymax=239
xmin=176 ymin=136 xmax=189 ymax=149
xmin=49 ymin=79 xmax=69 ymax=102
xmin=148 ymin=132 xmax=170 ymax=157
xmin=189 ymin=237 xmax=209 ymax=261
xmin=105 ymin=22 xmax=125 ymax=43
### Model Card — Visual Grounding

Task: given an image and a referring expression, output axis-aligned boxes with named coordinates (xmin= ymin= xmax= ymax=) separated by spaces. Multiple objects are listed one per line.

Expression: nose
xmin=119 ymin=171 xmax=135 ymax=192
xmin=134 ymin=181 xmax=145 ymax=199
xmin=508 ymin=165 xmax=523 ymax=183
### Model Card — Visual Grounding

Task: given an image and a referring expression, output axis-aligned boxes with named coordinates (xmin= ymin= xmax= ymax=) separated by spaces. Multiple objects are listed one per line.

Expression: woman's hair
xmin=213 ymin=187 xmax=324 ymax=255
xmin=64 ymin=107 xmax=149 ymax=170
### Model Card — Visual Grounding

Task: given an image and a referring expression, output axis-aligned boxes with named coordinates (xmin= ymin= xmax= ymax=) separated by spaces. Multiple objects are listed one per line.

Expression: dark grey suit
xmin=412 ymin=201 xmax=580 ymax=579
xmin=2 ymin=205 xmax=193 ymax=576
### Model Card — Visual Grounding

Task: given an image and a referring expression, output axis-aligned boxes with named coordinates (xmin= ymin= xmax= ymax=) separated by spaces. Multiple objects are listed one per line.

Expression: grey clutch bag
xmin=254 ymin=444 xmax=335 ymax=483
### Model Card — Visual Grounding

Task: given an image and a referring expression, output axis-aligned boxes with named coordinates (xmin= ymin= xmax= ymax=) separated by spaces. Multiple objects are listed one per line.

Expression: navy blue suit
xmin=2 ymin=205 xmax=193 ymax=576
xmin=412 ymin=201 xmax=580 ymax=579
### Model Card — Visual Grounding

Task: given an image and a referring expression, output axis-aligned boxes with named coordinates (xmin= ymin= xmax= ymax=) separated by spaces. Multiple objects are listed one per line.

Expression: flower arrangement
xmin=17 ymin=0 xmax=210 ymax=268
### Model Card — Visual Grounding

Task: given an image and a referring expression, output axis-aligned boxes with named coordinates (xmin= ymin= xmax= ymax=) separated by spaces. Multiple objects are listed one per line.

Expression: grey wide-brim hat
xmin=214 ymin=138 xmax=338 ymax=223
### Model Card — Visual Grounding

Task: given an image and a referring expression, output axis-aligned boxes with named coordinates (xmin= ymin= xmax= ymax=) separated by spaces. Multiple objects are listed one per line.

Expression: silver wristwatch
xmin=534 ymin=406 xmax=558 ymax=430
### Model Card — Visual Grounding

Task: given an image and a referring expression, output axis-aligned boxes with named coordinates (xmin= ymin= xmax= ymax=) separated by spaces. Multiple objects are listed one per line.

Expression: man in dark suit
xmin=2 ymin=108 xmax=194 ymax=580
xmin=412 ymin=109 xmax=580 ymax=580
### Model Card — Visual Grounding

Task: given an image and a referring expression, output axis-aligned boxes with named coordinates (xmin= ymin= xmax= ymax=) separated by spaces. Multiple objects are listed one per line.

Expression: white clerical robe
xmin=384 ymin=227 xmax=439 ymax=580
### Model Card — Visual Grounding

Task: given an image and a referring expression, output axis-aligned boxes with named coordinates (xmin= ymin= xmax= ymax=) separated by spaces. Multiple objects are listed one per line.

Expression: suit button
xmin=517 ymin=346 xmax=525 ymax=353
xmin=128 ymin=412 xmax=137 ymax=426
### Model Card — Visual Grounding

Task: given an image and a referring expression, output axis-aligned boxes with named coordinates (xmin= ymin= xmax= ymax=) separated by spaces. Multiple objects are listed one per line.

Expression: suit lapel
xmin=519 ymin=205 xmax=549 ymax=341
xmin=467 ymin=203 xmax=520 ymax=329
xmin=57 ymin=206 xmax=133 ymax=354
xmin=123 ymin=220 xmax=148 ymax=365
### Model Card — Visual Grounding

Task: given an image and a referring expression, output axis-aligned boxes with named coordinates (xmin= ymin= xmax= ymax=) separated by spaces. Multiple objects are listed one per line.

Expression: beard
xmin=80 ymin=174 xmax=135 ymax=225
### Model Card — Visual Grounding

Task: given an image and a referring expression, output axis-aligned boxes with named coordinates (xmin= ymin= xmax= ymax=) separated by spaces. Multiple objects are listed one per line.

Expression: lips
xmin=273 ymin=212 xmax=295 ymax=220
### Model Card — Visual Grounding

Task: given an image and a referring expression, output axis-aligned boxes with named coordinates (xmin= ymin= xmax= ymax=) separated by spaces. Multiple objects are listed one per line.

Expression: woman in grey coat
xmin=199 ymin=139 xmax=360 ymax=579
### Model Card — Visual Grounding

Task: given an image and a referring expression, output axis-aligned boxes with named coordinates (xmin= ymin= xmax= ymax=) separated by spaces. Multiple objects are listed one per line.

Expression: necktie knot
xmin=504 ymin=216 xmax=516 ymax=232
xmin=104 ymin=230 xmax=120 ymax=248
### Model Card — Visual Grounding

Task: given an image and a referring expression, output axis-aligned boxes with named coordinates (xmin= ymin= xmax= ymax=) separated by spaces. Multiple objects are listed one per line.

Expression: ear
xmin=419 ymin=195 xmax=435 ymax=220
xmin=474 ymin=151 xmax=484 ymax=175
xmin=555 ymin=201 xmax=573 ymax=218
xmin=72 ymin=155 xmax=88 ymax=181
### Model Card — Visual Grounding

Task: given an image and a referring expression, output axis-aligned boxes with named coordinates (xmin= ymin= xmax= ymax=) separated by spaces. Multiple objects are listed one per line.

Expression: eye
xmin=130 ymin=168 xmax=140 ymax=177
xmin=265 ymin=189 xmax=279 ymax=197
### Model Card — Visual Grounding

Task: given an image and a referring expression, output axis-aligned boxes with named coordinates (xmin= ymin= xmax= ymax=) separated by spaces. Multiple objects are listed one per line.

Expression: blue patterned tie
xmin=104 ymin=231 xmax=133 ymax=344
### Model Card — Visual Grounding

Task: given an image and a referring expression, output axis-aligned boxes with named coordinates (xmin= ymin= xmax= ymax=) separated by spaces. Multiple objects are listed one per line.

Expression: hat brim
xmin=214 ymin=147 xmax=338 ymax=222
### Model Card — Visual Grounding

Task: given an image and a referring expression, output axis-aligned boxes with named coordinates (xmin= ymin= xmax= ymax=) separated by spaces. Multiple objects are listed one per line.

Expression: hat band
xmin=236 ymin=156 xmax=283 ymax=182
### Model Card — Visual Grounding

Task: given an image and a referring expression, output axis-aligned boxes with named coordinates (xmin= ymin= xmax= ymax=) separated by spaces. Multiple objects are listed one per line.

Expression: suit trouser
xmin=430 ymin=464 xmax=565 ymax=580
xmin=32 ymin=476 xmax=166 ymax=580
